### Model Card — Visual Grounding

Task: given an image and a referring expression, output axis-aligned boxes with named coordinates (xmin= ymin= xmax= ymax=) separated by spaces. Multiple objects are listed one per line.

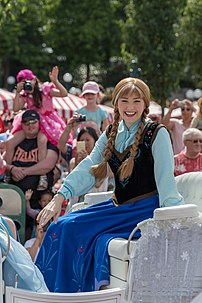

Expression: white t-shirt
xmin=24 ymin=238 xmax=40 ymax=262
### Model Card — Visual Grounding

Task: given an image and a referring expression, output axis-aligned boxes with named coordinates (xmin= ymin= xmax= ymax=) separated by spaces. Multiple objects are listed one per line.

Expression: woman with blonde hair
xmin=191 ymin=97 xmax=202 ymax=130
xmin=36 ymin=77 xmax=183 ymax=292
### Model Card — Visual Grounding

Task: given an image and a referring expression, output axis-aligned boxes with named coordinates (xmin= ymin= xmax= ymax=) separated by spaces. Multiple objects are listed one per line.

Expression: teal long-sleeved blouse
xmin=58 ymin=118 xmax=184 ymax=207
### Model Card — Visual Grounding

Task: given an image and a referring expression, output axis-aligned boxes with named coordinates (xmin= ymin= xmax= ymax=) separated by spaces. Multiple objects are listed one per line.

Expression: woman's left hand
xmin=49 ymin=66 xmax=59 ymax=83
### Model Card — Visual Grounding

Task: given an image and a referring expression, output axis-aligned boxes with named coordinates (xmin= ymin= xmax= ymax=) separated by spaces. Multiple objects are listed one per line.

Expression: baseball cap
xmin=22 ymin=110 xmax=40 ymax=123
xmin=16 ymin=69 xmax=36 ymax=83
xmin=81 ymin=81 xmax=100 ymax=96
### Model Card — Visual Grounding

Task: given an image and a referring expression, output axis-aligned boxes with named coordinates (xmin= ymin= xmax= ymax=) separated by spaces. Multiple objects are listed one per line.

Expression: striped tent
xmin=0 ymin=89 xmax=15 ymax=113
xmin=53 ymin=94 xmax=86 ymax=119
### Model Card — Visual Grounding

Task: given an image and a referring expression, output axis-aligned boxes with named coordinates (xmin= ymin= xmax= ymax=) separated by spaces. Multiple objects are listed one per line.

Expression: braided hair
xmin=32 ymin=78 xmax=43 ymax=108
xmin=91 ymin=78 xmax=150 ymax=181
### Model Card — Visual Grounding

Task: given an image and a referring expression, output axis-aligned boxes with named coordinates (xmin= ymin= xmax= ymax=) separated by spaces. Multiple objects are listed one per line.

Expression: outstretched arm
xmin=162 ymin=99 xmax=179 ymax=130
xmin=49 ymin=66 xmax=68 ymax=97
xmin=58 ymin=116 xmax=78 ymax=153
xmin=152 ymin=127 xmax=184 ymax=207
xmin=37 ymin=131 xmax=108 ymax=226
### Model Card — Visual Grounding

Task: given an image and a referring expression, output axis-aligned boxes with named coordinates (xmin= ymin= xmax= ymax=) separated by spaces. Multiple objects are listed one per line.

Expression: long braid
xmin=91 ymin=107 xmax=120 ymax=180
xmin=118 ymin=108 xmax=149 ymax=180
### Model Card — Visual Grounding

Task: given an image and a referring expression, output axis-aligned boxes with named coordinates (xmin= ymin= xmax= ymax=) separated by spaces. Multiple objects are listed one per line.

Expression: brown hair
xmin=32 ymin=78 xmax=42 ymax=108
xmin=91 ymin=78 xmax=150 ymax=181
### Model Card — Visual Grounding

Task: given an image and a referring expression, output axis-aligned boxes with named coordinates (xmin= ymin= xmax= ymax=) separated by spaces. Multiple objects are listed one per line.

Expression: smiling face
xmin=112 ymin=78 xmax=150 ymax=128
xmin=117 ymin=92 xmax=145 ymax=128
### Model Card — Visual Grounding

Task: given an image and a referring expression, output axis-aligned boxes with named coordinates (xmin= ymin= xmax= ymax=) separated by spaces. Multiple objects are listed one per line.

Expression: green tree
xmin=0 ymin=0 xmax=57 ymax=87
xmin=45 ymin=0 xmax=126 ymax=85
xmin=178 ymin=0 xmax=202 ymax=87
xmin=122 ymin=0 xmax=186 ymax=109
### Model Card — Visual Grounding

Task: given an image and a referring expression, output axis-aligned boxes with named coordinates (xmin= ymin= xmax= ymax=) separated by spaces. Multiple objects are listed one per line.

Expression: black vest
xmin=108 ymin=122 xmax=165 ymax=205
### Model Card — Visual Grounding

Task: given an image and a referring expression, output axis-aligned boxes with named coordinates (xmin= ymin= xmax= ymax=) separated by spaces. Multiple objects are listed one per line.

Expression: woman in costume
xmin=36 ymin=77 xmax=183 ymax=292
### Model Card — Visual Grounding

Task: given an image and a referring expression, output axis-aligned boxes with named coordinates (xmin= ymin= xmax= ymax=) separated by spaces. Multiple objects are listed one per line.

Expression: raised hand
xmin=25 ymin=189 xmax=33 ymax=201
xmin=49 ymin=66 xmax=59 ymax=83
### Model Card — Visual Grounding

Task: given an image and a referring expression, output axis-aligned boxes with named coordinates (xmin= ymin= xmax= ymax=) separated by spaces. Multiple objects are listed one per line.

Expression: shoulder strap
xmin=141 ymin=122 xmax=168 ymax=146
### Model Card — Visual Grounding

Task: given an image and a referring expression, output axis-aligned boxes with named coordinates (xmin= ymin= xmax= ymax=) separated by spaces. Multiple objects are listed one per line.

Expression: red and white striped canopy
xmin=0 ymin=89 xmax=15 ymax=112
xmin=0 ymin=89 xmax=114 ymax=122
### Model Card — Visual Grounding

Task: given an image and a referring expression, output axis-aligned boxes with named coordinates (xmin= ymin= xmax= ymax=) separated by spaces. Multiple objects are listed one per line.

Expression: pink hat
xmin=16 ymin=69 xmax=36 ymax=83
xmin=81 ymin=81 xmax=100 ymax=96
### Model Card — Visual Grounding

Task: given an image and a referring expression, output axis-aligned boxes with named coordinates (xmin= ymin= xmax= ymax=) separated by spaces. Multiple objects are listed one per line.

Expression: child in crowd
xmin=6 ymin=66 xmax=71 ymax=190
xmin=76 ymin=81 xmax=109 ymax=131
xmin=24 ymin=189 xmax=67 ymax=260
xmin=25 ymin=189 xmax=54 ymax=242
xmin=25 ymin=189 xmax=54 ymax=220
xmin=24 ymin=220 xmax=48 ymax=262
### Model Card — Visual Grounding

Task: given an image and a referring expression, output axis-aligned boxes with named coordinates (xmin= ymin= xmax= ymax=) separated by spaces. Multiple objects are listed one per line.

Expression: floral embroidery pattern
xmin=37 ymin=234 xmax=58 ymax=274
xmin=72 ymin=244 xmax=85 ymax=291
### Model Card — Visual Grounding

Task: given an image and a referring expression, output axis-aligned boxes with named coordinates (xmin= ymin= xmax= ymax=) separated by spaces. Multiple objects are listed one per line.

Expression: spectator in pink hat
xmin=6 ymin=66 xmax=72 ymax=190
xmin=76 ymin=81 xmax=109 ymax=132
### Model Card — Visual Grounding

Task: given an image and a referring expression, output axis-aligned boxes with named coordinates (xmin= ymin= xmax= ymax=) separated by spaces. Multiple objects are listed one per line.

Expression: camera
xmin=75 ymin=114 xmax=86 ymax=122
xmin=23 ymin=80 xmax=33 ymax=91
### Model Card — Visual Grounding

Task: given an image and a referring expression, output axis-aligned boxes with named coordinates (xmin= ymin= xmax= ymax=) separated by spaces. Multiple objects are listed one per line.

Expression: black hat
xmin=22 ymin=110 xmax=40 ymax=123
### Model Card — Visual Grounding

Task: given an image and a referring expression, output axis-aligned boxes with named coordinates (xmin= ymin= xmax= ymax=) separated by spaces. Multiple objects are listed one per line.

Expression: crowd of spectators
xmin=0 ymin=70 xmax=112 ymax=247
xmin=0 ymin=70 xmax=202 ymax=269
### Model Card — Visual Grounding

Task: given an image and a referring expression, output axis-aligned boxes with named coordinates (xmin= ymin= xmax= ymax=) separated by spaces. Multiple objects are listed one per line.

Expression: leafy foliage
xmin=0 ymin=0 xmax=201 ymax=101
xmin=178 ymin=0 xmax=202 ymax=86
xmin=122 ymin=0 xmax=186 ymax=106
xmin=44 ymin=0 xmax=126 ymax=82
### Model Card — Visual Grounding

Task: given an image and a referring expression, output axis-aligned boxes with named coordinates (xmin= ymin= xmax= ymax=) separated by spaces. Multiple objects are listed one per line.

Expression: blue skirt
xmin=35 ymin=194 xmax=159 ymax=292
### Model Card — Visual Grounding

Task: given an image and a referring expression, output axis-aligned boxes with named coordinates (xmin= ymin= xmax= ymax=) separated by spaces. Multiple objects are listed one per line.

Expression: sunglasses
xmin=181 ymin=107 xmax=191 ymax=112
xmin=186 ymin=139 xmax=202 ymax=143
xmin=22 ymin=119 xmax=38 ymax=126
